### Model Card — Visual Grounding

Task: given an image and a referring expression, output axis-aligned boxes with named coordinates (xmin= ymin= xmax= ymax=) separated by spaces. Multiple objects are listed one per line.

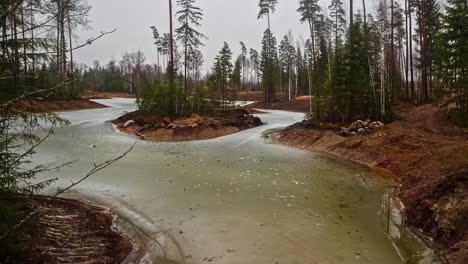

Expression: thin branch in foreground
xmin=0 ymin=143 xmax=136 ymax=241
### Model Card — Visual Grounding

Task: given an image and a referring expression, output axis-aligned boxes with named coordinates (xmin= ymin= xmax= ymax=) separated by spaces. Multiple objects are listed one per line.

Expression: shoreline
xmin=20 ymin=98 xmax=109 ymax=112
xmin=274 ymin=104 xmax=467 ymax=264
xmin=22 ymin=196 xmax=133 ymax=264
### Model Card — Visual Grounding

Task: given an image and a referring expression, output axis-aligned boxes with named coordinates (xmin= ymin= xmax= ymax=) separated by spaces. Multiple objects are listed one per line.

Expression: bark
xmin=67 ymin=11 xmax=74 ymax=97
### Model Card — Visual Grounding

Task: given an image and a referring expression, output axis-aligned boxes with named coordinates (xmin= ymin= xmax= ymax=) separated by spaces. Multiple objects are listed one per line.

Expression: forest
xmin=0 ymin=0 xmax=467 ymax=263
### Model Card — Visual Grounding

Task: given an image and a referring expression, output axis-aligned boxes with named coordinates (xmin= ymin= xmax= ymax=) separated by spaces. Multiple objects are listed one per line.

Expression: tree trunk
xmin=408 ymin=0 xmax=415 ymax=102
xmin=67 ymin=11 xmax=74 ymax=97
xmin=405 ymin=0 xmax=409 ymax=100
xmin=20 ymin=4 xmax=27 ymax=75
xmin=30 ymin=0 xmax=35 ymax=75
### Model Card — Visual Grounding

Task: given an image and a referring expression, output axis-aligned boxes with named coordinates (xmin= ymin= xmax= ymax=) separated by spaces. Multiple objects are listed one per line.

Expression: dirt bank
xmin=245 ymin=98 xmax=311 ymax=113
xmin=83 ymin=92 xmax=136 ymax=99
xmin=20 ymin=98 xmax=108 ymax=112
xmin=276 ymin=103 xmax=467 ymax=264
xmin=237 ymin=91 xmax=289 ymax=102
xmin=21 ymin=196 xmax=133 ymax=264
xmin=113 ymin=109 xmax=263 ymax=142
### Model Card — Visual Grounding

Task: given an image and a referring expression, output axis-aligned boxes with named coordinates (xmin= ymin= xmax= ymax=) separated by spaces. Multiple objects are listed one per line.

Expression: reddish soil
xmin=83 ymin=92 xmax=136 ymax=99
xmin=237 ymin=91 xmax=289 ymax=102
xmin=112 ymin=109 xmax=263 ymax=142
xmin=19 ymin=98 xmax=108 ymax=112
xmin=22 ymin=196 xmax=133 ymax=264
xmin=245 ymin=98 xmax=311 ymax=113
xmin=276 ymin=103 xmax=468 ymax=264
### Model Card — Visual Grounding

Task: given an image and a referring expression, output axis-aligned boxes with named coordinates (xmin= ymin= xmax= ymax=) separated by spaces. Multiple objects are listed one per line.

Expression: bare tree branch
xmin=0 ymin=143 xmax=136 ymax=241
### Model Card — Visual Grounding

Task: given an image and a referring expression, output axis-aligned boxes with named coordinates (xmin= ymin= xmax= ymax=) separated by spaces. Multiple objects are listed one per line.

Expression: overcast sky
xmin=74 ymin=0 xmax=369 ymax=73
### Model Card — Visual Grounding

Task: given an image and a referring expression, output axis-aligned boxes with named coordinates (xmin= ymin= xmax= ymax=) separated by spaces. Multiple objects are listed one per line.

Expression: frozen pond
xmin=34 ymin=98 xmax=411 ymax=264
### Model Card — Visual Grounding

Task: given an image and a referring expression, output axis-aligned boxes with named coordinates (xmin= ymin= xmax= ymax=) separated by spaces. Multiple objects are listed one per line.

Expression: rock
xmin=191 ymin=123 xmax=199 ymax=128
xmin=351 ymin=132 xmax=357 ymax=135
xmin=141 ymin=124 xmax=151 ymax=130
xmin=160 ymin=122 xmax=167 ymax=128
xmin=362 ymin=120 xmax=370 ymax=128
xmin=340 ymin=127 xmax=351 ymax=137
xmin=357 ymin=128 xmax=365 ymax=133
xmin=377 ymin=121 xmax=384 ymax=127
xmin=253 ymin=116 xmax=263 ymax=126
xmin=349 ymin=122 xmax=360 ymax=131
xmin=123 ymin=120 xmax=135 ymax=128
xmin=369 ymin=122 xmax=380 ymax=130
xmin=162 ymin=117 xmax=172 ymax=125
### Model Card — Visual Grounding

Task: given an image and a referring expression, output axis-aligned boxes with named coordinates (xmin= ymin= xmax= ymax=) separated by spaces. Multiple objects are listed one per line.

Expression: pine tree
xmin=412 ymin=0 xmax=440 ymax=102
xmin=175 ymin=0 xmax=206 ymax=96
xmin=434 ymin=0 xmax=467 ymax=126
xmin=213 ymin=42 xmax=233 ymax=109
xmin=240 ymin=41 xmax=248 ymax=88
xmin=258 ymin=0 xmax=278 ymax=101
xmin=259 ymin=29 xmax=278 ymax=102
xmin=298 ymin=0 xmax=322 ymax=114
xmin=249 ymin=48 xmax=260 ymax=86
xmin=328 ymin=0 xmax=346 ymax=48
xmin=279 ymin=35 xmax=296 ymax=100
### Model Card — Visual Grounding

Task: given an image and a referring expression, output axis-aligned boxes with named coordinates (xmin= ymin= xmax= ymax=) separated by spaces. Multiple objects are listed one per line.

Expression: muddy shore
xmin=275 ymin=103 xmax=467 ymax=264
xmin=21 ymin=196 xmax=133 ymax=264
xmin=20 ymin=98 xmax=108 ymax=112
xmin=112 ymin=109 xmax=263 ymax=142
xmin=83 ymin=92 xmax=136 ymax=99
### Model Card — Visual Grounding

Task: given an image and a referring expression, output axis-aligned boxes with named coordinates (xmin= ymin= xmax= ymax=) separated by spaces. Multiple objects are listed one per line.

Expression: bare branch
xmin=0 ymin=143 xmax=136 ymax=241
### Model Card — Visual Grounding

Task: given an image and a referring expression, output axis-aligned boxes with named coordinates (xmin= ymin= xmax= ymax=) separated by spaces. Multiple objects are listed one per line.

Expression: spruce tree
xmin=259 ymin=29 xmax=278 ymax=102
xmin=175 ymin=0 xmax=206 ymax=96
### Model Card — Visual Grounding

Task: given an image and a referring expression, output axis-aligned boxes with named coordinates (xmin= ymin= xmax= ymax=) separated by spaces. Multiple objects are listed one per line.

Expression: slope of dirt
xmin=113 ymin=109 xmax=263 ymax=142
xmin=245 ymin=98 xmax=311 ymax=113
xmin=19 ymin=98 xmax=108 ymax=112
xmin=277 ymin=104 xmax=468 ymax=264
xmin=237 ymin=91 xmax=288 ymax=102
xmin=22 ymin=196 xmax=133 ymax=264
xmin=83 ymin=92 xmax=136 ymax=99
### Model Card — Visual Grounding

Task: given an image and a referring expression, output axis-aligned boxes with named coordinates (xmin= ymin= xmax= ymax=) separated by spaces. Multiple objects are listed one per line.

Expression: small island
xmin=113 ymin=108 xmax=262 ymax=142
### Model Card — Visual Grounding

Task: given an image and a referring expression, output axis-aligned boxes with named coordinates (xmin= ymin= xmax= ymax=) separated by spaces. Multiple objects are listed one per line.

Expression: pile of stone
xmin=340 ymin=119 xmax=384 ymax=137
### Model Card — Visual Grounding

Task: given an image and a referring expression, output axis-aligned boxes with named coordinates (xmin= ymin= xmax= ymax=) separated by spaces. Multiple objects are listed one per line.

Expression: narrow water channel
xmin=33 ymin=98 xmax=434 ymax=264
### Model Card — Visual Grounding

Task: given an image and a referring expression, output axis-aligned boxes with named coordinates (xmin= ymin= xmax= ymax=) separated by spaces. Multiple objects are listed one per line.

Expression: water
xmin=32 ymin=98 xmax=434 ymax=264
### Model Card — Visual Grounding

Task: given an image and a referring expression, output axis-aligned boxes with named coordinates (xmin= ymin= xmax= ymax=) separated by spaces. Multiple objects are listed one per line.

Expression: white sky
xmin=74 ymin=0 xmax=369 ymax=73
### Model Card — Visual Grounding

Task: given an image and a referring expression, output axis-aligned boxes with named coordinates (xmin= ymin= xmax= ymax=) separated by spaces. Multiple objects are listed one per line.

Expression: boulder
xmin=369 ymin=122 xmax=380 ymax=130
xmin=357 ymin=128 xmax=365 ymax=133
xmin=123 ymin=120 xmax=135 ymax=128
xmin=351 ymin=132 xmax=357 ymax=135
xmin=253 ymin=116 xmax=263 ymax=126
xmin=362 ymin=120 xmax=370 ymax=128
xmin=377 ymin=121 xmax=385 ymax=127
xmin=340 ymin=127 xmax=351 ymax=137
xmin=162 ymin=117 xmax=172 ymax=125
xmin=349 ymin=122 xmax=360 ymax=131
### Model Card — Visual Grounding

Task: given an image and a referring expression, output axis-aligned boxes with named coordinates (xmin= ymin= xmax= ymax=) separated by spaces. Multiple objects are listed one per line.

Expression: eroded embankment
xmin=19 ymin=98 xmax=108 ymax=112
xmin=276 ymin=104 xmax=468 ymax=264
xmin=22 ymin=196 xmax=133 ymax=264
